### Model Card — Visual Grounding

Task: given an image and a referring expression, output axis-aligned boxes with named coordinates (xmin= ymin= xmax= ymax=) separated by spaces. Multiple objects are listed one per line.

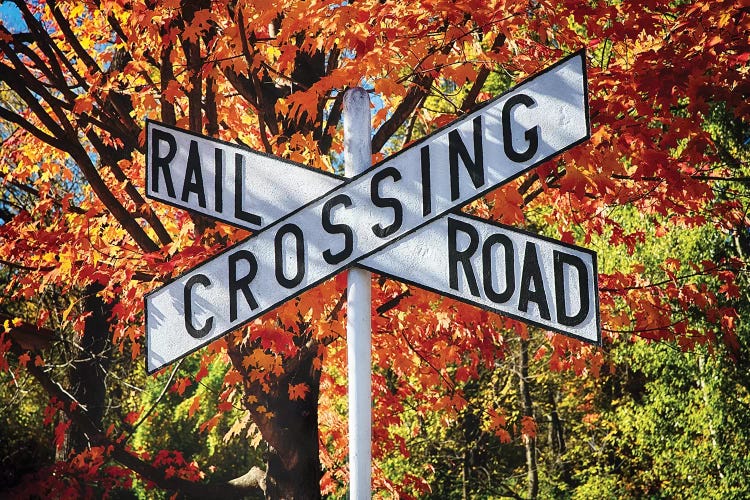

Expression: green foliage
xmin=568 ymin=340 xmax=750 ymax=500
xmin=131 ymin=355 xmax=263 ymax=499
xmin=0 ymin=369 xmax=53 ymax=489
xmin=377 ymin=99 xmax=750 ymax=498
xmin=379 ymin=366 xmax=528 ymax=498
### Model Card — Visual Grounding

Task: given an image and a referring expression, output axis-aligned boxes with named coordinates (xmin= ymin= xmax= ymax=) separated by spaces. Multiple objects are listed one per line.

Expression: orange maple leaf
xmin=224 ymin=369 xmax=243 ymax=386
xmin=195 ymin=357 xmax=209 ymax=382
xmin=171 ymin=377 xmax=191 ymax=396
xmin=162 ymin=80 xmax=184 ymax=104
xmin=188 ymin=395 xmax=201 ymax=418
xmin=200 ymin=414 xmax=221 ymax=433
xmin=288 ymin=382 xmax=310 ymax=401
xmin=72 ymin=95 xmax=94 ymax=114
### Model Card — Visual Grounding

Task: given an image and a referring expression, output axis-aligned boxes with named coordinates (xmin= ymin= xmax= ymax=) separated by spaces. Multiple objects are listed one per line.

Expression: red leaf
xmin=195 ymin=357 xmax=209 ymax=383
xmin=559 ymin=165 xmax=589 ymax=198
xmin=217 ymin=401 xmax=234 ymax=412
xmin=124 ymin=411 xmax=140 ymax=425
xmin=72 ymin=95 xmax=94 ymax=114
xmin=17 ymin=352 xmax=30 ymax=367
xmin=170 ymin=377 xmax=192 ymax=396
xmin=54 ymin=420 xmax=71 ymax=450
xmin=520 ymin=416 xmax=537 ymax=439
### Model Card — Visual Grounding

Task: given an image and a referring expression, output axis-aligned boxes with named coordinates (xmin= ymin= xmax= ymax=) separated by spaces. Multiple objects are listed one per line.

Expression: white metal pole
xmin=343 ymin=87 xmax=372 ymax=499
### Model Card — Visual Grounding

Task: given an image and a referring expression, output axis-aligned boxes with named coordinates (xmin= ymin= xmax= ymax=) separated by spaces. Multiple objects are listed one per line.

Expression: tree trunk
xmin=462 ymin=449 xmax=469 ymax=500
xmin=548 ymin=388 xmax=571 ymax=485
xmin=518 ymin=338 xmax=538 ymax=499
xmin=263 ymin=357 xmax=322 ymax=500
xmin=229 ymin=340 xmax=323 ymax=499
xmin=697 ymin=354 xmax=724 ymax=480
xmin=67 ymin=283 xmax=111 ymax=453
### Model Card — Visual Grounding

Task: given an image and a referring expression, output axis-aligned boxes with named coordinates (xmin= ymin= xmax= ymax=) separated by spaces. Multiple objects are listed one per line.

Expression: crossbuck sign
xmin=145 ymin=50 xmax=599 ymax=374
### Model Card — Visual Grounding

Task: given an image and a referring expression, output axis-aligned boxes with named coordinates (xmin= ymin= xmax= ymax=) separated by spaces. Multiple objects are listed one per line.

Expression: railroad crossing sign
xmin=145 ymin=50 xmax=598 ymax=374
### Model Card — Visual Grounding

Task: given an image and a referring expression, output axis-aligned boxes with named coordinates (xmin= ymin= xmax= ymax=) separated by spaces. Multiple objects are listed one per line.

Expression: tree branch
xmin=376 ymin=290 xmax=411 ymax=316
xmin=159 ymin=44 xmax=178 ymax=126
xmin=67 ymin=145 xmax=161 ymax=253
xmin=461 ymin=33 xmax=506 ymax=112
xmin=372 ymin=73 xmax=433 ymax=153
xmin=47 ymin=0 xmax=103 ymax=76
xmin=9 ymin=33 xmax=76 ymax=99
xmin=9 ymin=1 xmax=67 ymax=83
xmin=0 ymin=61 xmax=68 ymax=142
xmin=319 ymin=90 xmax=344 ymax=155
xmin=11 ymin=0 xmax=88 ymax=90
xmin=0 ymin=104 xmax=64 ymax=150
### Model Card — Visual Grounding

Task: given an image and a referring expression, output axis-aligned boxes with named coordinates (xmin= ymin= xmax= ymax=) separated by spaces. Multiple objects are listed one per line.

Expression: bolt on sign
xmin=145 ymin=50 xmax=599 ymax=374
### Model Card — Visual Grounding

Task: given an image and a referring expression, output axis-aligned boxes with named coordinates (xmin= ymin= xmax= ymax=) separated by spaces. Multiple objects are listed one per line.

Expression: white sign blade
xmin=146 ymin=121 xmax=342 ymax=229
xmin=360 ymin=214 xmax=600 ymax=344
xmin=146 ymin=50 xmax=590 ymax=373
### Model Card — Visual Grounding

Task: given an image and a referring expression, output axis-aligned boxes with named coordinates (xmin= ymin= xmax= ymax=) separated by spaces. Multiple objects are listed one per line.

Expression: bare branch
xmin=125 ymin=360 xmax=183 ymax=441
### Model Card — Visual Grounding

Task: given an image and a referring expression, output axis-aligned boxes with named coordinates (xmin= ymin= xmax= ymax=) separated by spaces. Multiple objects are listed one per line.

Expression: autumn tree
xmin=0 ymin=0 xmax=748 ymax=497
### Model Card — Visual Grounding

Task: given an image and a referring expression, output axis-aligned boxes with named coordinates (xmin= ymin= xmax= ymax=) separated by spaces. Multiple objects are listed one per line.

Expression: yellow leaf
xmin=62 ymin=299 xmax=76 ymax=323
xmin=249 ymin=423 xmax=263 ymax=448
xmin=223 ymin=413 xmax=250 ymax=443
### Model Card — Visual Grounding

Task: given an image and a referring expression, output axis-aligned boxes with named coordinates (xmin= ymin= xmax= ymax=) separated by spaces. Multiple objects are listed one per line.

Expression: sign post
xmin=343 ymin=87 xmax=373 ymax=499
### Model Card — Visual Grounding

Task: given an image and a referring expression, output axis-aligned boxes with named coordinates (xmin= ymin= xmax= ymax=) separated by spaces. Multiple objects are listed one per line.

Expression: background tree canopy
xmin=0 ymin=0 xmax=748 ymax=497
